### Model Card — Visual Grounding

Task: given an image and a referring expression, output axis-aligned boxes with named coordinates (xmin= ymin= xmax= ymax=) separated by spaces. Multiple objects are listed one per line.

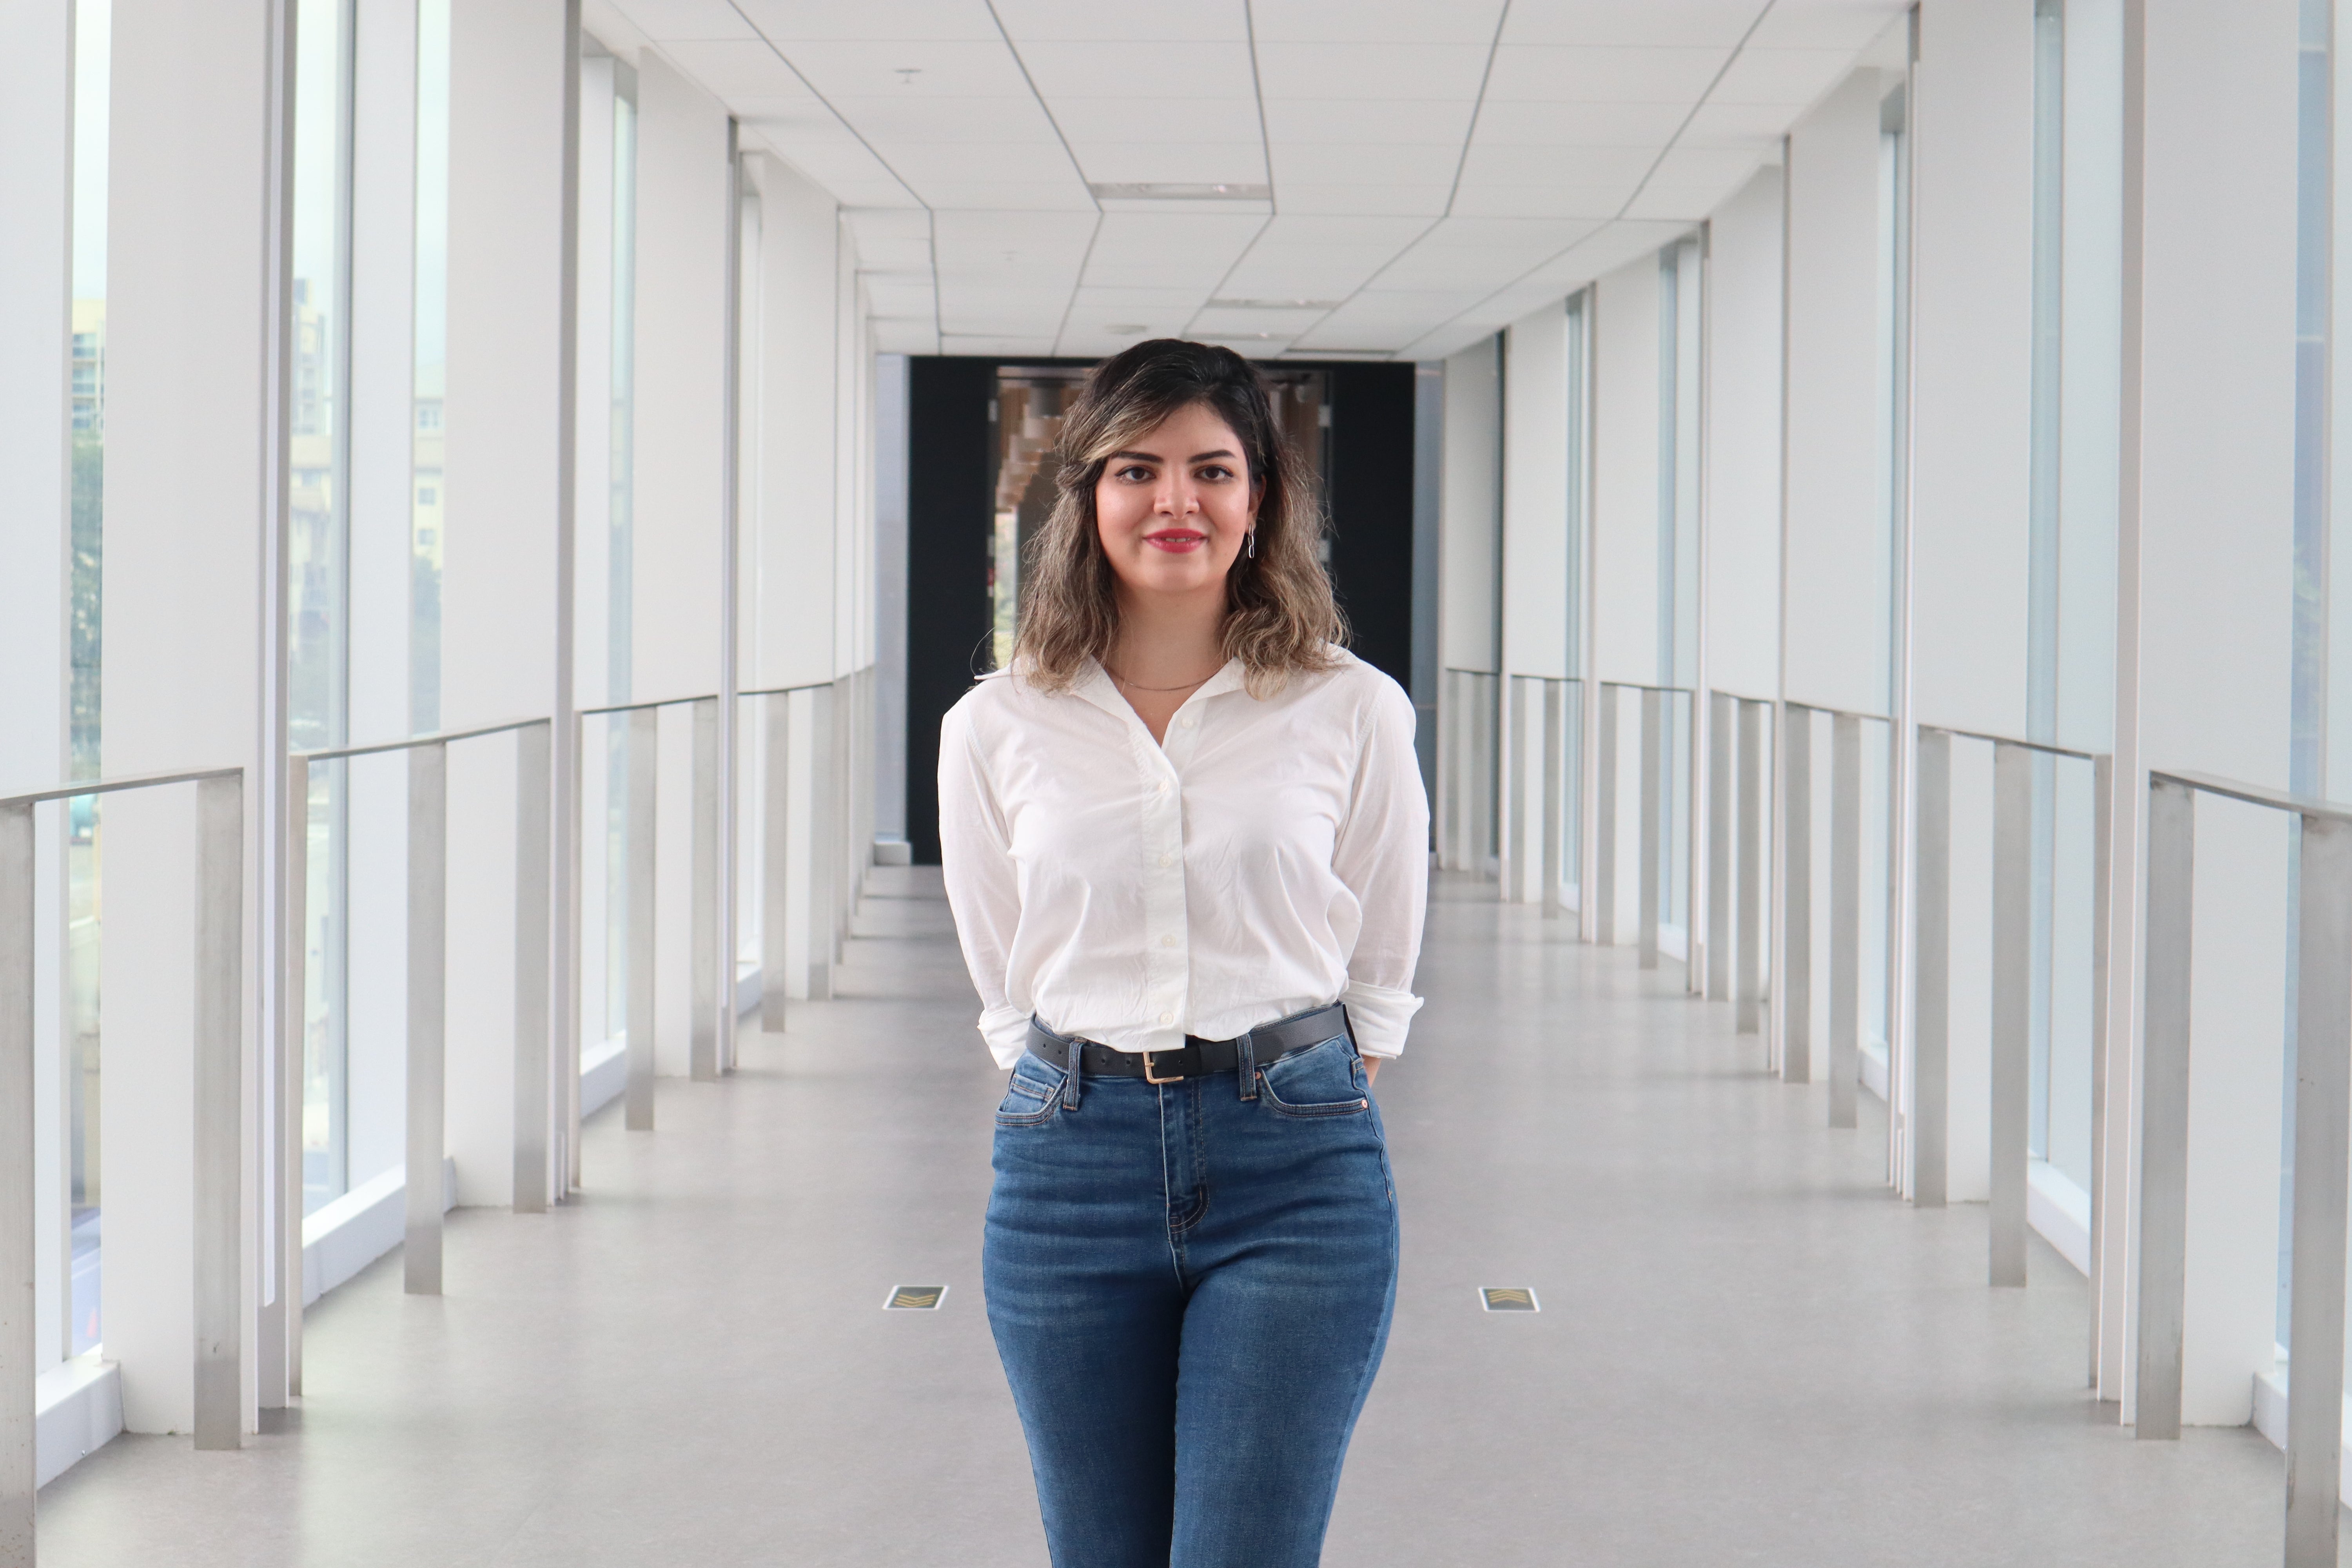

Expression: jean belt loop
xmin=1061 ymin=1033 xmax=1083 ymax=1111
xmin=1236 ymin=1027 xmax=1258 ymax=1101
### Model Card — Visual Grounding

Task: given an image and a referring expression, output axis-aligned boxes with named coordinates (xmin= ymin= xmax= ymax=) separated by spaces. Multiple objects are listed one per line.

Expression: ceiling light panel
xmin=1251 ymin=0 xmax=1508 ymax=46
xmin=731 ymin=0 xmax=998 ymax=44
xmin=1255 ymin=42 xmax=1497 ymax=100
xmin=612 ymin=0 xmax=760 ymax=40
xmin=991 ymin=0 xmax=1249 ymax=43
xmin=1500 ymin=0 xmax=1771 ymax=49
xmin=1481 ymin=44 xmax=1732 ymax=103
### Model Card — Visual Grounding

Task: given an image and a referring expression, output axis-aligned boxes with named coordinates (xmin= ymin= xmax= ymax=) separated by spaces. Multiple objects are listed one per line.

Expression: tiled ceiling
xmin=586 ymin=0 xmax=1910 ymax=360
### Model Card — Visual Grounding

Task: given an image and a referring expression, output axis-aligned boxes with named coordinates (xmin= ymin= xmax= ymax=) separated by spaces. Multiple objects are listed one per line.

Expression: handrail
xmin=1789 ymin=698 xmax=1895 ymax=724
xmin=1923 ymin=722 xmax=2099 ymax=763
xmin=737 ymin=680 xmax=835 ymax=700
xmin=2134 ymin=767 xmax=2351 ymax=1552
xmin=576 ymin=692 xmax=720 ymax=719
xmin=2 ymin=764 xmax=246 ymax=1483
xmin=2 ymin=762 xmax=242 ymax=806
xmin=293 ymin=715 xmax=548 ymax=763
xmin=1598 ymin=679 xmax=1693 ymax=695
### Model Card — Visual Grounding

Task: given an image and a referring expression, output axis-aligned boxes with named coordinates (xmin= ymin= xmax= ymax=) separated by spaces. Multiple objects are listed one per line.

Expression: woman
xmin=938 ymin=338 xmax=1429 ymax=1566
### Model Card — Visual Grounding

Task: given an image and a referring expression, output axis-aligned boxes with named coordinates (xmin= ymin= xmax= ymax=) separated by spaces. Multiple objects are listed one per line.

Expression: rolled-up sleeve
xmin=937 ymin=700 xmax=1034 ymax=1067
xmin=1332 ymin=680 xmax=1430 ymax=1057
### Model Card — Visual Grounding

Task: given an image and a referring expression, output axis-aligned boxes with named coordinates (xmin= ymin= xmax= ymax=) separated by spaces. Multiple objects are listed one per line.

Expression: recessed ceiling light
xmin=1208 ymin=298 xmax=1339 ymax=310
xmin=1089 ymin=182 xmax=1273 ymax=202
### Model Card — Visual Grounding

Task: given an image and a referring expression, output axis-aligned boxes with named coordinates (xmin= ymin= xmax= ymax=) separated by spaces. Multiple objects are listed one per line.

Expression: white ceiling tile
xmin=1621 ymin=181 xmax=1745 ymax=221
xmin=1644 ymin=143 xmax=1768 ymax=187
xmin=913 ymin=178 xmax=1096 ymax=210
xmin=1482 ymin=44 xmax=1731 ymax=102
xmin=1260 ymin=98 xmax=1479 ymax=145
xmin=657 ymin=40 xmax=810 ymax=100
xmin=1274 ymin=183 xmax=1455 ymax=218
xmin=781 ymin=39 xmax=1035 ymax=100
xmin=820 ymin=95 xmax=1060 ymax=143
xmin=994 ymin=0 xmax=1249 ymax=42
xmin=1254 ymin=42 xmax=1495 ymax=100
xmin=1069 ymin=142 xmax=1270 ymax=186
xmin=1083 ymin=212 xmax=1264 ymax=265
xmin=1069 ymin=285 xmax=1213 ymax=312
xmin=1678 ymin=100 xmax=1806 ymax=144
xmin=1190 ymin=306 xmax=1332 ymax=337
xmin=1237 ymin=213 xmax=1434 ymax=249
xmin=1218 ymin=246 xmax=1426 ymax=300
xmin=875 ymin=321 xmax=942 ymax=352
xmin=1502 ymin=1 xmax=1768 ymax=49
xmin=1456 ymin=142 xmax=1655 ymax=185
xmin=615 ymin=0 xmax=760 ymax=40
xmin=1271 ymin=143 xmax=1464 ymax=187
xmin=1471 ymin=98 xmax=1691 ymax=146
xmin=1708 ymin=47 xmax=1860 ymax=107
xmin=1746 ymin=0 xmax=1910 ymax=51
xmin=933 ymin=209 xmax=1097 ymax=268
xmin=845 ymin=207 xmax=934 ymax=241
xmin=938 ymin=334 xmax=1058 ymax=354
xmin=1013 ymin=40 xmax=1257 ymax=98
xmin=1445 ymin=183 xmax=1634 ymax=219
xmin=888 ymin=141 xmax=1083 ymax=183
xmin=1050 ymin=97 xmax=1263 ymax=145
xmin=733 ymin=0 xmax=1000 ymax=43
xmin=1251 ymin=0 xmax=1507 ymax=45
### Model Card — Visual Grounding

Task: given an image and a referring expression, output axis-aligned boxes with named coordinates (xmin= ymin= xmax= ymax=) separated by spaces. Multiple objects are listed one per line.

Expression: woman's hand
xmin=1363 ymin=1057 xmax=1380 ymax=1086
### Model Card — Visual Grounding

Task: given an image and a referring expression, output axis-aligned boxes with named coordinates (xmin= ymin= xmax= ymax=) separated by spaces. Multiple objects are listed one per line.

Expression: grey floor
xmin=38 ymin=869 xmax=2286 ymax=1565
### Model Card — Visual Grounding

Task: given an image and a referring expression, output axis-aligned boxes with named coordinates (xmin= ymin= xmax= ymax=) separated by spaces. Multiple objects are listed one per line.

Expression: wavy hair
xmin=1011 ymin=339 xmax=1345 ymax=696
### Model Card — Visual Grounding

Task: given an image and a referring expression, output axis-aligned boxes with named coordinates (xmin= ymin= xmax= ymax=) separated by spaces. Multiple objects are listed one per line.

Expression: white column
xmin=1501 ymin=302 xmax=1572 ymax=906
xmin=1438 ymin=336 xmax=1501 ymax=875
xmin=439 ymin=0 xmax=575 ymax=1204
xmin=99 ymin=0 xmax=276 ymax=1438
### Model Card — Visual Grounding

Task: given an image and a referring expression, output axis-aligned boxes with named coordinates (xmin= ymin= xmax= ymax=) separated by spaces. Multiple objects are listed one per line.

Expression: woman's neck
xmin=1107 ymin=584 xmax=1227 ymax=689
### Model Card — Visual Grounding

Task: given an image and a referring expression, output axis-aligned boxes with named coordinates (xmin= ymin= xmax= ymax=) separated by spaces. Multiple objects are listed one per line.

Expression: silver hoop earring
xmin=1245 ymin=529 xmax=1257 ymax=559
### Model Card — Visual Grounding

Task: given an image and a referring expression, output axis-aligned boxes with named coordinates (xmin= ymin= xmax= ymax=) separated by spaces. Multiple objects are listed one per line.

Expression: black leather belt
xmin=1025 ymin=1003 xmax=1351 ymax=1085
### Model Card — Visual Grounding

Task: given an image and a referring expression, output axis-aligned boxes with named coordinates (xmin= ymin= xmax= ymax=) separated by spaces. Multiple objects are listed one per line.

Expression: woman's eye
xmin=1197 ymin=465 xmax=1231 ymax=481
xmin=1116 ymin=464 xmax=1153 ymax=482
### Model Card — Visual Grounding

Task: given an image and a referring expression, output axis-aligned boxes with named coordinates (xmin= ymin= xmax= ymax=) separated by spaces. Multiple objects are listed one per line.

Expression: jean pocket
xmin=996 ymin=1054 xmax=1065 ymax=1128
xmin=1257 ymin=1035 xmax=1370 ymax=1119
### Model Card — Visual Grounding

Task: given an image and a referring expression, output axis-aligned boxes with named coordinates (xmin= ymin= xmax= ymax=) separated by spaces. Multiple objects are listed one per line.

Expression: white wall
xmin=1439 ymin=336 xmax=1500 ymax=675
xmin=1780 ymin=69 xmax=1886 ymax=718
xmin=0 ymin=0 xmax=73 ymax=1378
xmin=2132 ymin=0 xmax=2298 ymax=1429
xmin=1501 ymin=302 xmax=1570 ymax=681
xmin=1591 ymin=253 xmax=1660 ymax=689
xmin=99 ymin=0 xmax=274 ymax=1437
xmin=437 ymin=0 xmax=573 ymax=1205
xmin=746 ymin=154 xmax=840 ymax=693
xmin=1703 ymin=165 xmax=1785 ymax=703
xmin=1909 ymin=0 xmax=2034 ymax=739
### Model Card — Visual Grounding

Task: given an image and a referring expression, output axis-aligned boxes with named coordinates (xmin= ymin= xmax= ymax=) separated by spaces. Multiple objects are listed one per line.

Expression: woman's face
xmin=1093 ymin=401 xmax=1260 ymax=605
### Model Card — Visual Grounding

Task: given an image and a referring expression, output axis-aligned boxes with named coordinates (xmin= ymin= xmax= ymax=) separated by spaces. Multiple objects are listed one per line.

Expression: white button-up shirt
xmin=938 ymin=648 xmax=1429 ymax=1069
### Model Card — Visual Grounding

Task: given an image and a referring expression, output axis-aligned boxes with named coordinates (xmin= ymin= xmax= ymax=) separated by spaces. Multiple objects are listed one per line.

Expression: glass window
xmin=412 ymin=0 xmax=450 ymax=734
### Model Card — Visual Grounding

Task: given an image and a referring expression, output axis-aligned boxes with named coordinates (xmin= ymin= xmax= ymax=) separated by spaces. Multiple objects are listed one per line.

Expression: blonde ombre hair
xmin=1012 ymin=339 xmax=1345 ymax=697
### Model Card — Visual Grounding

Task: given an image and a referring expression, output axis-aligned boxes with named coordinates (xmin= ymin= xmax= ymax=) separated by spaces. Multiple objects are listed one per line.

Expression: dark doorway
xmin=903 ymin=355 xmax=1419 ymax=864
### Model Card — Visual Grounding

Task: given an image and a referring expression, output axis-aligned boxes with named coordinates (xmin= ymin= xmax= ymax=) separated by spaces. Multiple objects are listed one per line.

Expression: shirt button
xmin=1160 ymin=934 xmax=1177 ymax=948
xmin=1180 ymin=715 xmax=1196 ymax=730
xmin=1158 ymin=853 xmax=1174 ymax=868
xmin=1156 ymin=780 xmax=1171 ymax=794
xmin=1160 ymin=1012 xmax=1175 ymax=1025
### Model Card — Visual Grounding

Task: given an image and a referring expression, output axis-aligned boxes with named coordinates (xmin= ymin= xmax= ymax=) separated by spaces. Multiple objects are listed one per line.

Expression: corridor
xmin=32 ymin=872 xmax=2279 ymax=1567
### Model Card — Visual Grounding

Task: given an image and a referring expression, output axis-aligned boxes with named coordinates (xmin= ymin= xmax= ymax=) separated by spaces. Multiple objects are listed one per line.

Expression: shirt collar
xmin=1074 ymin=655 xmax=1249 ymax=724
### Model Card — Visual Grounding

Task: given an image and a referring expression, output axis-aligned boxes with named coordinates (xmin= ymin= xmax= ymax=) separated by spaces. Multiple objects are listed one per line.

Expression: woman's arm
xmin=1332 ymin=679 xmax=1431 ymax=1063
xmin=938 ymin=702 xmax=1032 ymax=1065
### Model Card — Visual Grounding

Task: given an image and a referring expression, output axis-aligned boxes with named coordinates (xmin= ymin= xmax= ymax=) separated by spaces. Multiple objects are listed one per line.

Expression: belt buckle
xmin=1142 ymin=1049 xmax=1182 ymax=1085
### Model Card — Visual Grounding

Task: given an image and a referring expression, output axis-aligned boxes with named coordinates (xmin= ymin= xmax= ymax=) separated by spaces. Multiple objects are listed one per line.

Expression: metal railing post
xmin=762 ymin=691 xmax=789 ymax=1033
xmin=1990 ymin=741 xmax=2033 ymax=1287
xmin=2089 ymin=752 xmax=2113 ymax=1387
xmin=2 ymin=799 xmax=37 ymax=1551
xmin=2286 ymin=812 xmax=2352 ymax=1565
xmin=1505 ymin=677 xmax=1528 ymax=903
xmin=1542 ymin=680 xmax=1566 ymax=918
xmin=405 ymin=744 xmax=447 ymax=1297
xmin=513 ymin=722 xmax=552 ymax=1213
xmin=1708 ymin=693 xmax=1732 ymax=999
xmin=2134 ymin=773 xmax=2193 ymax=1440
xmin=1913 ymin=728 xmax=1951 ymax=1207
xmin=194 ymin=774 xmax=245 ymax=1444
xmin=1639 ymin=689 xmax=1661 ymax=969
xmin=280 ymin=756 xmax=309 ymax=1391
xmin=626 ymin=708 xmax=658 ymax=1131
xmin=1830 ymin=713 xmax=1861 ymax=1129
xmin=1781 ymin=704 xmax=1812 ymax=1082
xmin=1737 ymin=699 xmax=1764 ymax=1033
xmin=691 ymin=697 xmax=720 ymax=1082
xmin=1595 ymin=685 xmax=1618 ymax=944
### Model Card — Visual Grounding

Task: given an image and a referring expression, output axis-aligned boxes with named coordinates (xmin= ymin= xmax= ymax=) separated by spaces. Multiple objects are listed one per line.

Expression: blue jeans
xmin=983 ymin=1027 xmax=1399 ymax=1567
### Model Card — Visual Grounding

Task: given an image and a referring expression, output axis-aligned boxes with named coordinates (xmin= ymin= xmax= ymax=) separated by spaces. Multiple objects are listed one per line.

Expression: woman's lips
xmin=1144 ymin=530 xmax=1207 ymax=552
